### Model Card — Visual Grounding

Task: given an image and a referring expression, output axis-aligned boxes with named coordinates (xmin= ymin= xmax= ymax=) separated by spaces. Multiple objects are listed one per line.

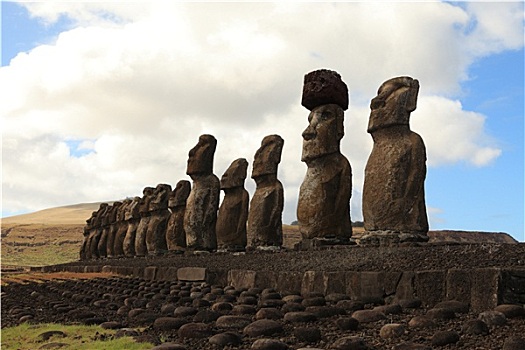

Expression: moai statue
xmin=297 ymin=69 xmax=353 ymax=247
xmin=87 ymin=203 xmax=108 ymax=259
xmin=123 ymin=196 xmax=141 ymax=257
xmin=216 ymin=158 xmax=249 ymax=252
xmin=362 ymin=76 xmax=429 ymax=245
xmin=95 ymin=203 xmax=111 ymax=258
xmin=166 ymin=180 xmax=191 ymax=253
xmin=135 ymin=187 xmax=155 ymax=257
xmin=184 ymin=134 xmax=220 ymax=251
xmin=114 ymin=198 xmax=132 ymax=257
xmin=247 ymin=135 xmax=284 ymax=249
xmin=106 ymin=201 xmax=122 ymax=258
xmin=146 ymin=183 xmax=172 ymax=255
xmin=80 ymin=211 xmax=96 ymax=260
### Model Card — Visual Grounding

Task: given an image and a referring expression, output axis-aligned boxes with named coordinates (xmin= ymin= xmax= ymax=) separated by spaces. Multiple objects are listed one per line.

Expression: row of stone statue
xmin=81 ymin=69 xmax=429 ymax=258
xmin=80 ymin=133 xmax=284 ymax=259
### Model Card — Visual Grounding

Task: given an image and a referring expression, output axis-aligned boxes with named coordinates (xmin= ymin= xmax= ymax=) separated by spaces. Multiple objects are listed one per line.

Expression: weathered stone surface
xmin=105 ymin=202 xmax=122 ymax=258
xmin=150 ymin=343 xmax=187 ymax=350
xmin=330 ymin=336 xmax=369 ymax=350
xmin=153 ymin=317 xmax=188 ymax=331
xmin=283 ymin=311 xmax=317 ymax=323
xmin=135 ymin=187 xmax=155 ymax=257
xmin=247 ymin=135 xmax=284 ymax=249
xmin=251 ymin=339 xmax=289 ymax=350
xmin=434 ymin=300 xmax=469 ymax=314
xmin=216 ymin=315 xmax=251 ymax=329
xmin=184 ymin=135 xmax=220 ymax=251
xmin=426 ymin=307 xmax=455 ymax=320
xmin=294 ymin=326 xmax=322 ymax=343
xmin=471 ymin=268 xmax=500 ymax=312
xmin=431 ymin=331 xmax=460 ymax=346
xmin=177 ymin=267 xmax=207 ymax=282
xmin=362 ymin=76 xmax=428 ymax=243
xmin=209 ymin=332 xmax=242 ymax=347
xmin=216 ymin=158 xmax=249 ymax=251
xmin=446 ymin=269 xmax=471 ymax=303
xmin=123 ymin=196 xmax=141 ymax=257
xmin=146 ymin=184 xmax=171 ymax=255
xmin=92 ymin=203 xmax=109 ymax=259
xmin=414 ymin=270 xmax=445 ymax=307
xmin=503 ymin=336 xmax=525 ymax=350
xmin=301 ymin=69 xmax=348 ymax=111
xmin=166 ymin=180 xmax=190 ymax=252
xmin=334 ymin=317 xmax=359 ymax=331
xmin=501 ymin=269 xmax=525 ymax=305
xmin=177 ymin=322 xmax=212 ymax=338
xmin=478 ymin=310 xmax=507 ymax=326
xmin=462 ymin=319 xmax=489 ymax=335
xmin=380 ymin=323 xmax=405 ymax=339
xmin=351 ymin=310 xmax=386 ymax=323
xmin=298 ymin=99 xmax=352 ymax=242
xmin=114 ymin=198 xmax=132 ymax=257
xmin=494 ymin=304 xmax=525 ymax=318
xmin=243 ymin=319 xmax=283 ymax=337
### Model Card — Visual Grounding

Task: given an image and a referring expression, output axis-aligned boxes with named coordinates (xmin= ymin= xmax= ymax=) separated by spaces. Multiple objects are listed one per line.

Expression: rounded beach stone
xmin=431 ymin=331 xmax=460 ymax=346
xmin=232 ymin=304 xmax=257 ymax=315
xmin=478 ymin=310 xmax=507 ymax=326
xmin=173 ymin=306 xmax=198 ymax=317
xmin=216 ymin=315 xmax=252 ymax=329
xmin=255 ymin=307 xmax=283 ymax=320
xmin=392 ymin=343 xmax=431 ymax=350
xmin=302 ymin=297 xmax=326 ymax=307
xmin=351 ymin=309 xmax=386 ymax=323
xmin=336 ymin=300 xmax=365 ymax=312
xmin=211 ymin=302 xmax=233 ymax=313
xmin=334 ymin=317 xmax=359 ymax=331
xmin=306 ymin=306 xmax=345 ymax=318
xmin=373 ymin=304 xmax=402 ymax=315
xmin=177 ymin=322 xmax=212 ymax=339
xmin=434 ymin=300 xmax=469 ymax=314
xmin=294 ymin=326 xmax=322 ymax=343
xmin=284 ymin=311 xmax=317 ymax=323
xmin=251 ymin=338 xmax=289 ymax=350
xmin=209 ymin=332 xmax=242 ymax=347
xmin=100 ymin=321 xmax=123 ymax=329
xmin=494 ymin=304 xmax=525 ymax=318
xmin=243 ymin=319 xmax=283 ymax=337
xmin=331 ymin=336 xmax=369 ymax=350
xmin=462 ymin=319 xmax=489 ymax=336
xmin=408 ymin=315 xmax=436 ymax=329
xmin=282 ymin=302 xmax=306 ymax=313
xmin=426 ymin=308 xmax=455 ymax=320
xmin=193 ymin=309 xmax=221 ymax=323
xmin=283 ymin=295 xmax=303 ymax=303
xmin=397 ymin=298 xmax=422 ymax=309
xmin=150 ymin=343 xmax=187 ymax=350
xmin=153 ymin=317 xmax=188 ymax=331
xmin=380 ymin=323 xmax=405 ymax=339
xmin=325 ymin=293 xmax=349 ymax=303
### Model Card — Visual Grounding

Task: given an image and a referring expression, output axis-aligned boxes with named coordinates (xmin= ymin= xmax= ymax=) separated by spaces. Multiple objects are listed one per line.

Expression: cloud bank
xmin=2 ymin=2 xmax=522 ymax=226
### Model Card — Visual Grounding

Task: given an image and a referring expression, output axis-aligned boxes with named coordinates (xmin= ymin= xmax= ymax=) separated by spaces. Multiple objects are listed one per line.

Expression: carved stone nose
xmin=302 ymin=126 xmax=316 ymax=141
xmin=370 ymin=97 xmax=385 ymax=110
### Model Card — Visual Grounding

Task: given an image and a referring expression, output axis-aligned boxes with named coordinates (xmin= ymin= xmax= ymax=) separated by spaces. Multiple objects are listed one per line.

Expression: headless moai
xmin=135 ymin=187 xmax=155 ymax=257
xmin=114 ymin=198 xmax=132 ymax=257
xmin=362 ymin=76 xmax=429 ymax=245
xmin=123 ymin=196 xmax=141 ymax=257
xmin=216 ymin=158 xmax=249 ymax=252
xmin=166 ymin=180 xmax=191 ymax=253
xmin=105 ymin=201 xmax=122 ymax=258
xmin=184 ymin=134 xmax=220 ymax=251
xmin=146 ymin=183 xmax=172 ymax=255
xmin=247 ymin=135 xmax=284 ymax=250
xmin=297 ymin=69 xmax=352 ymax=247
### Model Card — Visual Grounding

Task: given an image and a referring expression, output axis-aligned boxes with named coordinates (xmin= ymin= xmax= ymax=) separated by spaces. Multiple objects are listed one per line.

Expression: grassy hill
xmin=0 ymin=202 xmax=517 ymax=267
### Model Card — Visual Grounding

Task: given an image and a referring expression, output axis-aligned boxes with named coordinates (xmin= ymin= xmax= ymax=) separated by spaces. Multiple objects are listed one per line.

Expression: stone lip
xmin=302 ymin=69 xmax=349 ymax=111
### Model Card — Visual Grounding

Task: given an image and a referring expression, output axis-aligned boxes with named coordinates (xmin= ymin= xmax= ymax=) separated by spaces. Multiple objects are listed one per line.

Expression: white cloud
xmin=1 ymin=2 xmax=521 ymax=223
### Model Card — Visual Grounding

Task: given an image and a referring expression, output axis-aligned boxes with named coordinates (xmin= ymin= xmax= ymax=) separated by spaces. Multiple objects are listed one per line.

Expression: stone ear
xmin=406 ymin=79 xmax=419 ymax=113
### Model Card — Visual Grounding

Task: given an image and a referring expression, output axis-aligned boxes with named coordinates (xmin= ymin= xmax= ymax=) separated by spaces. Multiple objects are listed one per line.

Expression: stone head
xmin=187 ymin=134 xmax=217 ymax=177
xmin=368 ymin=76 xmax=419 ymax=133
xmin=150 ymin=183 xmax=172 ymax=211
xmin=139 ymin=187 xmax=155 ymax=214
xmin=110 ymin=201 xmax=122 ymax=223
xmin=252 ymin=135 xmax=284 ymax=179
xmin=221 ymin=158 xmax=248 ymax=189
xmin=127 ymin=196 xmax=141 ymax=220
xmin=168 ymin=180 xmax=191 ymax=208
xmin=118 ymin=199 xmax=132 ymax=221
xmin=301 ymin=104 xmax=344 ymax=163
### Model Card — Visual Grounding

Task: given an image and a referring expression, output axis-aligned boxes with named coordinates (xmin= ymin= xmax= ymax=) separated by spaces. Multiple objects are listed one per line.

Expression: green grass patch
xmin=1 ymin=322 xmax=154 ymax=350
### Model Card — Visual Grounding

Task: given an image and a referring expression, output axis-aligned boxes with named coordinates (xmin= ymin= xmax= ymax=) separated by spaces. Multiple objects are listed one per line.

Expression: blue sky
xmin=1 ymin=2 xmax=523 ymax=241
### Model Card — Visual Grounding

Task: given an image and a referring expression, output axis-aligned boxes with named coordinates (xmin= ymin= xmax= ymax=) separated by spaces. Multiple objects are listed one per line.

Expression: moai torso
xmin=216 ymin=158 xmax=249 ymax=252
xmin=247 ymin=135 xmax=284 ymax=249
xmin=114 ymin=199 xmax=131 ymax=257
xmin=106 ymin=201 xmax=122 ymax=257
xmin=362 ymin=76 xmax=429 ymax=243
xmin=184 ymin=134 xmax=220 ymax=251
xmin=146 ymin=183 xmax=171 ymax=255
xmin=166 ymin=180 xmax=191 ymax=252
xmin=135 ymin=187 xmax=154 ymax=256
xmin=297 ymin=70 xmax=352 ymax=244
xmin=123 ymin=196 xmax=141 ymax=257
